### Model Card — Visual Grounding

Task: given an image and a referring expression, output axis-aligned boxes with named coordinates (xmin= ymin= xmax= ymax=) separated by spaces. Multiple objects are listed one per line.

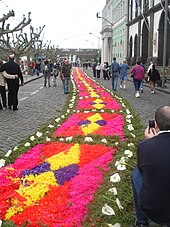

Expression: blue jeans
xmin=63 ymin=77 xmax=70 ymax=93
xmin=133 ymin=79 xmax=142 ymax=92
xmin=30 ymin=68 xmax=34 ymax=76
xmin=131 ymin=167 xmax=149 ymax=224
xmin=111 ymin=75 xmax=118 ymax=90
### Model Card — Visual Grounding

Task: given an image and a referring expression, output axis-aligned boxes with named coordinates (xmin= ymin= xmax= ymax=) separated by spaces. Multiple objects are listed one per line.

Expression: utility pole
xmin=162 ymin=0 xmax=168 ymax=87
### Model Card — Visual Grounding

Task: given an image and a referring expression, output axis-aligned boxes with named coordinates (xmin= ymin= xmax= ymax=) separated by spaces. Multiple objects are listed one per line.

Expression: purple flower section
xmin=77 ymin=119 xmax=91 ymax=126
xmin=90 ymin=101 xmax=107 ymax=105
xmin=20 ymin=162 xmax=50 ymax=177
xmin=96 ymin=120 xmax=107 ymax=126
xmin=54 ymin=164 xmax=79 ymax=185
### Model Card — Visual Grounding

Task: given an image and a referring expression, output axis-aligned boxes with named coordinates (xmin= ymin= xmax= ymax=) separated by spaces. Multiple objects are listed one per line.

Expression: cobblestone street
xmin=1 ymin=69 xmax=170 ymax=155
xmin=0 ymin=76 xmax=66 ymax=154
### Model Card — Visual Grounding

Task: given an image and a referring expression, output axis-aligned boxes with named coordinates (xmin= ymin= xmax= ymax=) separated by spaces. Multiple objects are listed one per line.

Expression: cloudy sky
xmin=0 ymin=0 xmax=105 ymax=49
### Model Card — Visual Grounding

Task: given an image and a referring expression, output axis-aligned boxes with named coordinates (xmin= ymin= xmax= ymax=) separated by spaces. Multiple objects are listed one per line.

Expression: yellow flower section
xmin=6 ymin=171 xmax=57 ymax=219
xmin=46 ymin=143 xmax=80 ymax=171
xmin=76 ymin=69 xmax=99 ymax=98
xmin=92 ymin=98 xmax=105 ymax=109
xmin=81 ymin=113 xmax=103 ymax=135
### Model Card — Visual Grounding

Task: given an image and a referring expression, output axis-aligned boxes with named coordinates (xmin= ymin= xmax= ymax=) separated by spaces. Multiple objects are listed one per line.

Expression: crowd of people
xmin=91 ymin=58 xmax=161 ymax=98
xmin=0 ymin=56 xmax=72 ymax=111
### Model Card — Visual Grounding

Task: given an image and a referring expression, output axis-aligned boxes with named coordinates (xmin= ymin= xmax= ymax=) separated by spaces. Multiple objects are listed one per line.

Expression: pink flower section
xmin=54 ymin=150 xmax=113 ymax=226
xmin=76 ymin=97 xmax=121 ymax=110
xmin=54 ymin=113 xmax=124 ymax=139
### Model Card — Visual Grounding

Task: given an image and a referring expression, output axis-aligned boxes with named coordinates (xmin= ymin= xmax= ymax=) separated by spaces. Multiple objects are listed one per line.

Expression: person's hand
xmin=144 ymin=126 xmax=158 ymax=139
xmin=15 ymin=74 xmax=18 ymax=78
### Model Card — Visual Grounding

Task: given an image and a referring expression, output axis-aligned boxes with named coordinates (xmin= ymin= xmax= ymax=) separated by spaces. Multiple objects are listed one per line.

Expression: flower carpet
xmin=0 ymin=68 xmax=140 ymax=227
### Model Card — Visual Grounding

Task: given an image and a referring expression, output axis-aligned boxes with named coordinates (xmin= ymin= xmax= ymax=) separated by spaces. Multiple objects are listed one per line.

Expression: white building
xmin=101 ymin=0 xmax=129 ymax=64
xmin=101 ymin=0 xmax=170 ymax=65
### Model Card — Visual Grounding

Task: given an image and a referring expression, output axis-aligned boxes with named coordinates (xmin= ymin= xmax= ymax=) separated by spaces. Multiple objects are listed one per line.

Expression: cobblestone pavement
xmin=0 ymin=75 xmax=66 ymax=154
xmin=1 ymin=69 xmax=170 ymax=155
xmin=84 ymin=69 xmax=170 ymax=128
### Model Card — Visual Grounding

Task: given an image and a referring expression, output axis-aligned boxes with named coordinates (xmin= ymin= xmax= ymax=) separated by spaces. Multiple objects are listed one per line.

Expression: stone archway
xmin=141 ymin=21 xmax=149 ymax=63
xmin=158 ymin=11 xmax=170 ymax=65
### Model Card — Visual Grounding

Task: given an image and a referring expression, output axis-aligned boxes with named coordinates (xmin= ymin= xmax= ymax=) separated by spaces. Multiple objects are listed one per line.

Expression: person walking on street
xmin=148 ymin=64 xmax=160 ymax=94
xmin=52 ymin=63 xmax=59 ymax=86
xmin=130 ymin=60 xmax=145 ymax=98
xmin=28 ymin=60 xmax=35 ymax=76
xmin=119 ymin=60 xmax=129 ymax=89
xmin=61 ymin=59 xmax=72 ymax=94
xmin=44 ymin=59 xmax=52 ymax=87
xmin=35 ymin=60 xmax=41 ymax=76
xmin=131 ymin=105 xmax=170 ymax=227
xmin=103 ymin=62 xmax=110 ymax=80
xmin=0 ymin=59 xmax=18 ymax=110
xmin=92 ymin=62 xmax=97 ymax=78
xmin=111 ymin=57 xmax=120 ymax=91
xmin=95 ymin=63 xmax=102 ymax=79
xmin=0 ymin=55 xmax=24 ymax=110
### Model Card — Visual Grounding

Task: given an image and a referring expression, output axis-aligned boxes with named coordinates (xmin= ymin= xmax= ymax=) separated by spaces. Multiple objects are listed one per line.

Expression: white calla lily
xmin=102 ymin=204 xmax=115 ymax=216
xmin=124 ymin=150 xmax=133 ymax=158
xmin=13 ymin=146 xmax=18 ymax=151
xmin=128 ymin=143 xmax=134 ymax=147
xmin=66 ymin=136 xmax=73 ymax=141
xmin=116 ymin=198 xmax=124 ymax=210
xmin=0 ymin=159 xmax=5 ymax=168
xmin=5 ymin=150 xmax=12 ymax=157
xmin=84 ymin=137 xmax=93 ymax=142
xmin=48 ymin=124 xmax=54 ymax=128
xmin=59 ymin=138 xmax=65 ymax=141
xmin=30 ymin=136 xmax=35 ymax=141
xmin=101 ymin=138 xmax=107 ymax=143
xmin=117 ymin=164 xmax=126 ymax=171
xmin=108 ymin=187 xmax=118 ymax=195
xmin=108 ymin=223 xmax=121 ymax=227
xmin=110 ymin=173 xmax=121 ymax=183
xmin=36 ymin=131 xmax=42 ymax=137
xmin=24 ymin=142 xmax=31 ymax=147
xmin=131 ymin=133 xmax=136 ymax=138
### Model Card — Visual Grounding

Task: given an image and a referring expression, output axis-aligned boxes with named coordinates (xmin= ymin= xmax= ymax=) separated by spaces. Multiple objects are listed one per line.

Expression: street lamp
xmin=85 ymin=40 xmax=94 ymax=49
xmin=89 ymin=32 xmax=100 ymax=49
xmin=96 ymin=12 xmax=114 ymax=26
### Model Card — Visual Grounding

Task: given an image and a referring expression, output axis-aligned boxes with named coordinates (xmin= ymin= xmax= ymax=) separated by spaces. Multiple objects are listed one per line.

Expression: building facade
xmin=127 ymin=0 xmax=170 ymax=65
xmin=101 ymin=0 xmax=128 ymax=64
xmin=101 ymin=0 xmax=170 ymax=66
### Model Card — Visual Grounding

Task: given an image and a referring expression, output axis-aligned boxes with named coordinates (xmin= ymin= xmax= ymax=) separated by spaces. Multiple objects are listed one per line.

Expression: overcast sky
xmin=0 ymin=0 xmax=105 ymax=49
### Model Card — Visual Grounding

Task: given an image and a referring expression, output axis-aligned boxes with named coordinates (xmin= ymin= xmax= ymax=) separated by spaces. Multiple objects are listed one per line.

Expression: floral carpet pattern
xmin=0 ymin=68 xmax=135 ymax=227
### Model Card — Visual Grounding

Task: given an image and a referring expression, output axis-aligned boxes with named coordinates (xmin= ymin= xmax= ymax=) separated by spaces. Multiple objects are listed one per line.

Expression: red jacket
xmin=130 ymin=64 xmax=144 ymax=80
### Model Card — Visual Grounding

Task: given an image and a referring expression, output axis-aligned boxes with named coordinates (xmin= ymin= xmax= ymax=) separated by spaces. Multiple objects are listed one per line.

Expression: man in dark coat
xmin=0 ymin=55 xmax=24 ymax=111
xmin=131 ymin=105 xmax=170 ymax=227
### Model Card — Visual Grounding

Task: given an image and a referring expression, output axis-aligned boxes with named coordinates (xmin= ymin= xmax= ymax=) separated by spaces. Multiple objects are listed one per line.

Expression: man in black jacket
xmin=131 ymin=105 xmax=170 ymax=227
xmin=0 ymin=55 xmax=24 ymax=111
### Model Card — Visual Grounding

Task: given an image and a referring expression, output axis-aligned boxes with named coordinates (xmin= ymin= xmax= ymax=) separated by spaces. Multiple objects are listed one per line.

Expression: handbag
xmin=130 ymin=74 xmax=134 ymax=78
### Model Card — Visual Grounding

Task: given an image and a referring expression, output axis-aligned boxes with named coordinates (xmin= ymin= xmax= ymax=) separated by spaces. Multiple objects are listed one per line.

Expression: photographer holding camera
xmin=131 ymin=105 xmax=170 ymax=227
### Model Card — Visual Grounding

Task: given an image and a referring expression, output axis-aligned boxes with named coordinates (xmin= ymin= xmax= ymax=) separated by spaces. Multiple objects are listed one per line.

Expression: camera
xmin=149 ymin=120 xmax=155 ymax=129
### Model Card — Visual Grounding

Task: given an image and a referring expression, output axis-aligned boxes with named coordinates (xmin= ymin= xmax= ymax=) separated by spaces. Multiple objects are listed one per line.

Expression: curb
xmin=22 ymin=75 xmax=43 ymax=86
